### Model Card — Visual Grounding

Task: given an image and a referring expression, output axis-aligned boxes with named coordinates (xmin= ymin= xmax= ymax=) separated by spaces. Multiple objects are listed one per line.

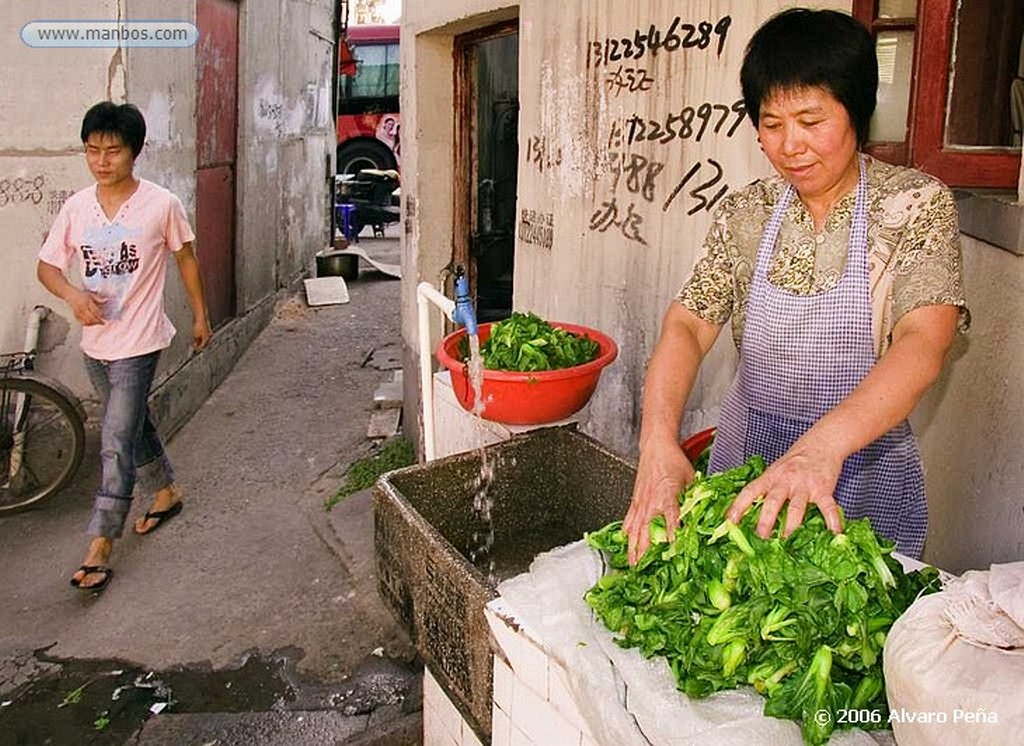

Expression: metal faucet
xmin=452 ymin=266 xmax=478 ymax=336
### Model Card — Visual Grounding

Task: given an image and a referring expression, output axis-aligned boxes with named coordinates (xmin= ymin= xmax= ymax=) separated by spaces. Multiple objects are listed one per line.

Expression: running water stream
xmin=463 ymin=333 xmax=498 ymax=582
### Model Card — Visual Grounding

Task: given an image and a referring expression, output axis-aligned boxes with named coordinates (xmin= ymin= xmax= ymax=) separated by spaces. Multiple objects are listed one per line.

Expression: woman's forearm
xmin=639 ymin=303 xmax=721 ymax=451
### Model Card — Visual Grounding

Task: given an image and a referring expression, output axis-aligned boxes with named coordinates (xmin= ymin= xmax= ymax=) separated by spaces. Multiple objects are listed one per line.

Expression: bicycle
xmin=0 ymin=305 xmax=86 ymax=513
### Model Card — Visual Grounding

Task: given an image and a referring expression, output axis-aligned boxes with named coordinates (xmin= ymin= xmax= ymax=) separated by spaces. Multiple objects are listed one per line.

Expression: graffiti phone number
xmin=618 ymin=99 xmax=747 ymax=148
xmin=0 ymin=175 xmax=45 ymax=207
xmin=587 ymin=16 xmax=732 ymax=68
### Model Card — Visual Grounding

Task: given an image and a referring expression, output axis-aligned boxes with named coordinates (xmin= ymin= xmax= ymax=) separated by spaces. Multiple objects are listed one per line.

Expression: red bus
xmin=336 ymin=24 xmax=400 ymax=175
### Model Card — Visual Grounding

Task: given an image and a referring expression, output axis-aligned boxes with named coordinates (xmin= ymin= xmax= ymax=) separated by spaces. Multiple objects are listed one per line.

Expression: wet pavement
xmin=0 ymin=227 xmax=422 ymax=744
xmin=1 ymin=647 xmax=420 ymax=745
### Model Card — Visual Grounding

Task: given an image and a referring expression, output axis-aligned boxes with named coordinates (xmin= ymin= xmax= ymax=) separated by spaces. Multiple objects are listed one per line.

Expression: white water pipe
xmin=417 ymin=281 xmax=456 ymax=462
xmin=24 ymin=305 xmax=50 ymax=354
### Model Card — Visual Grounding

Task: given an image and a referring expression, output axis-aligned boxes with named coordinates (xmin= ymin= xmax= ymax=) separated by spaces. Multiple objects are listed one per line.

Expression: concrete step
xmin=373 ymin=379 xmax=403 ymax=409
xmin=367 ymin=407 xmax=401 ymax=439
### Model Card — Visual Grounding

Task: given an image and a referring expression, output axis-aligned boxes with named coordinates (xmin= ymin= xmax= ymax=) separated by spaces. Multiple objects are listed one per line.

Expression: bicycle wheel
xmin=0 ymin=376 xmax=85 ymax=513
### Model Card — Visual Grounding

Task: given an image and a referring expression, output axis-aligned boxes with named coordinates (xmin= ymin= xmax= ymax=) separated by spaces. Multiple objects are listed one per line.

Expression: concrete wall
xmin=0 ymin=0 xmax=335 ymax=436
xmin=913 ymin=233 xmax=1024 ymax=572
xmin=400 ymin=0 xmax=814 ymax=455
xmin=401 ymin=0 xmax=1024 ymax=574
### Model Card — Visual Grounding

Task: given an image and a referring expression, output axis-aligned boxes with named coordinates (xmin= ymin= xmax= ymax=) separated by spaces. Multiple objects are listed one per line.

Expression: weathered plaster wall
xmin=238 ymin=0 xmax=336 ymax=311
xmin=400 ymin=0 xmax=841 ymax=455
xmin=0 ymin=1 xmax=122 ymax=394
xmin=512 ymin=0 xmax=811 ymax=455
xmin=0 ymin=0 xmax=335 ymax=436
xmin=913 ymin=234 xmax=1024 ymax=572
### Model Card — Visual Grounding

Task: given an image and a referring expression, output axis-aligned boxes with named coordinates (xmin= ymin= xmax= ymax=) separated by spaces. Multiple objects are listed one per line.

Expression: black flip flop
xmin=70 ymin=565 xmax=113 ymax=591
xmin=136 ymin=500 xmax=183 ymax=535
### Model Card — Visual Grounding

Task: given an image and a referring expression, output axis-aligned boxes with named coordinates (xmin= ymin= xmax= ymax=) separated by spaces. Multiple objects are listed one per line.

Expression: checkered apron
xmin=708 ymin=159 xmax=927 ymax=557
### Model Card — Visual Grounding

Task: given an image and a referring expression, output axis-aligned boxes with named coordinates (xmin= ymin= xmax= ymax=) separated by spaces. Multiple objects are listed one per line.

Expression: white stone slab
xmin=303 ymin=276 xmax=349 ymax=306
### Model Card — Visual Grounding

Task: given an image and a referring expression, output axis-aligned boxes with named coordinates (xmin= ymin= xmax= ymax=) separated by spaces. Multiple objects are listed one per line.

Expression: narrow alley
xmin=0 ymin=230 xmax=421 ymax=745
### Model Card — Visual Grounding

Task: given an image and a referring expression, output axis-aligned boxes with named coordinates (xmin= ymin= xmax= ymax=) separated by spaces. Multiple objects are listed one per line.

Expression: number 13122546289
xmin=587 ymin=15 xmax=732 ymax=68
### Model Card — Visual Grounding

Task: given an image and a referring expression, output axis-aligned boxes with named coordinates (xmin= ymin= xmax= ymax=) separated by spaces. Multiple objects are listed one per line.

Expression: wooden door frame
xmin=452 ymin=20 xmax=518 ymax=294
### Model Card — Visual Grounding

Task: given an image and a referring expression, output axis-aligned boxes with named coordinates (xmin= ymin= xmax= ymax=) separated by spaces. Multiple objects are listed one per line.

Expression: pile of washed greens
xmin=584 ymin=456 xmax=941 ymax=745
xmin=463 ymin=311 xmax=600 ymax=372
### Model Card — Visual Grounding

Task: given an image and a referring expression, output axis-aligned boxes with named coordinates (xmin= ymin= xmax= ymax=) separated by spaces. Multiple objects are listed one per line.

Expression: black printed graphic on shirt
xmin=82 ymin=241 xmax=139 ymax=278
xmin=80 ymin=223 xmax=139 ymax=322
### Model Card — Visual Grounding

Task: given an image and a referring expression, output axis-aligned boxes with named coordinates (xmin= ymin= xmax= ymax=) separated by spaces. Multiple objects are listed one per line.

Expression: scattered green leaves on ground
xmin=462 ymin=311 xmax=600 ymax=371
xmin=58 ymin=681 xmax=91 ymax=708
xmin=584 ymin=457 xmax=941 ymax=745
xmin=324 ymin=436 xmax=415 ymax=511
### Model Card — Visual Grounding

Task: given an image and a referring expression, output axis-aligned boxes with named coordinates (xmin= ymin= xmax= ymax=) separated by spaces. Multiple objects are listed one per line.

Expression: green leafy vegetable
xmin=464 ymin=312 xmax=600 ymax=371
xmin=583 ymin=458 xmax=941 ymax=744
xmin=692 ymin=441 xmax=713 ymax=474
xmin=324 ymin=437 xmax=415 ymax=510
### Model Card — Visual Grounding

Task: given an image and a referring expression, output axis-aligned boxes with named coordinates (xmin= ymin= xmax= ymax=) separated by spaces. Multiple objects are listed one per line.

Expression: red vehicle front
xmin=336 ymin=23 xmax=400 ymax=175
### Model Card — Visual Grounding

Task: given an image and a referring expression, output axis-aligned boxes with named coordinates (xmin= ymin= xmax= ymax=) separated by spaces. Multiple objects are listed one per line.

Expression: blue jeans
xmin=84 ymin=351 xmax=175 ymax=538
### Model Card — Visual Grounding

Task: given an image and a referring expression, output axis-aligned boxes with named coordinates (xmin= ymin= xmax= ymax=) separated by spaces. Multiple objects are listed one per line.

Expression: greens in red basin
xmin=460 ymin=312 xmax=600 ymax=372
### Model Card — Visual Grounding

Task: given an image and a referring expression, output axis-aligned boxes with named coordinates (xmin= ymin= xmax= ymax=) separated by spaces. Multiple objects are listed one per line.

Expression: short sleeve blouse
xmin=677 ymin=155 xmax=969 ymax=356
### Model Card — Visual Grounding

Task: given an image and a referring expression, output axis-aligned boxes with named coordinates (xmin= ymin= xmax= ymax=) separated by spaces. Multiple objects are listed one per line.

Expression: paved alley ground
xmin=0 ymin=230 xmax=421 ymax=744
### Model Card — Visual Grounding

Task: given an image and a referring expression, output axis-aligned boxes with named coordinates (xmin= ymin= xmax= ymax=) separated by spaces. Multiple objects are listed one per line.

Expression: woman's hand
xmin=624 ymin=303 xmax=722 ymax=565
xmin=624 ymin=436 xmax=693 ymax=565
xmin=726 ymin=439 xmax=845 ymax=538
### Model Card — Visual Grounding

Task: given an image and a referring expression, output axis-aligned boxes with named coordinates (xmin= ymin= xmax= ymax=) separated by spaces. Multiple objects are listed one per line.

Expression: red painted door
xmin=196 ymin=0 xmax=239 ymax=328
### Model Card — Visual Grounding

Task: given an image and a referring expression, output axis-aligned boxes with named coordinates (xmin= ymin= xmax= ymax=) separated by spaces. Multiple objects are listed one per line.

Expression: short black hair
xmin=740 ymin=8 xmax=878 ymax=148
xmin=80 ymin=101 xmax=146 ymax=158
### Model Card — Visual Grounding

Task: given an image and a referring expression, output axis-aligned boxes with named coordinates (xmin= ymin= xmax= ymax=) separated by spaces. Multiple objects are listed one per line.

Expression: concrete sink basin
xmin=373 ymin=425 xmax=635 ymax=739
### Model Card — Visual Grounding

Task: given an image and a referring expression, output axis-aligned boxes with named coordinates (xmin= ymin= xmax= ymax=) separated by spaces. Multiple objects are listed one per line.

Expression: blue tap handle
xmin=453 ymin=270 xmax=478 ymax=336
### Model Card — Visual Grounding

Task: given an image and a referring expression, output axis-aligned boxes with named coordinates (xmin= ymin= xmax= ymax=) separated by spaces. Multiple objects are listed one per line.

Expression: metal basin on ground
xmin=373 ymin=425 xmax=635 ymax=740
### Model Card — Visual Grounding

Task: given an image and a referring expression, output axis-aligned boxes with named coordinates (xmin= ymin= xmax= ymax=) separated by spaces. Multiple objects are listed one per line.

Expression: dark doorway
xmin=456 ymin=23 xmax=519 ymax=323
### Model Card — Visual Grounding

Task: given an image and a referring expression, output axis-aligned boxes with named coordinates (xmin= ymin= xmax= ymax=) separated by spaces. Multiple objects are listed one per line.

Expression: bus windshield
xmin=339 ymin=35 xmax=399 ymax=115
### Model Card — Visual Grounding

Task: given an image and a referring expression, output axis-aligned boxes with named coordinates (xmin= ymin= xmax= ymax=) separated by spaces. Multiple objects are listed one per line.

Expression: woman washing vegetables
xmin=624 ymin=8 xmax=968 ymax=564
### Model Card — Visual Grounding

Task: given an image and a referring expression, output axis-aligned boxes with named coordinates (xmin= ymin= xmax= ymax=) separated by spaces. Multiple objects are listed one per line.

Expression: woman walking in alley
xmin=37 ymin=101 xmax=211 ymax=591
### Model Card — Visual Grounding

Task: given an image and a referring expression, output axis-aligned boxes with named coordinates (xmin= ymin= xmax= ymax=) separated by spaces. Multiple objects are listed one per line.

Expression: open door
xmin=455 ymin=22 xmax=519 ymax=323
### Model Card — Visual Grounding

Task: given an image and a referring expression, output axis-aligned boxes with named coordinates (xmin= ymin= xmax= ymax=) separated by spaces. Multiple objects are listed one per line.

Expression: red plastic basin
xmin=436 ymin=321 xmax=618 ymax=425
xmin=681 ymin=427 xmax=716 ymax=462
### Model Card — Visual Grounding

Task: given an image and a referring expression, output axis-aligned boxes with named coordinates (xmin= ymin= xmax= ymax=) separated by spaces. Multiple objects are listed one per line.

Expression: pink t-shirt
xmin=39 ymin=179 xmax=195 ymax=361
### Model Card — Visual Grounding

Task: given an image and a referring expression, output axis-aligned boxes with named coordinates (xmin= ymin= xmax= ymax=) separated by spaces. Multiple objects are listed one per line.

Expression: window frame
xmin=854 ymin=0 xmax=1021 ymax=189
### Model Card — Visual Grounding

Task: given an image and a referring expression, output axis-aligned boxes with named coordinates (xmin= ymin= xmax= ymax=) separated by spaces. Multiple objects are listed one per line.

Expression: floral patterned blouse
xmin=677 ymin=155 xmax=969 ymax=356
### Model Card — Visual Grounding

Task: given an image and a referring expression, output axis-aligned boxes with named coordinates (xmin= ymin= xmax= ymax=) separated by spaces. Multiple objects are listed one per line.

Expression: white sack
xmin=883 ymin=561 xmax=1024 ymax=745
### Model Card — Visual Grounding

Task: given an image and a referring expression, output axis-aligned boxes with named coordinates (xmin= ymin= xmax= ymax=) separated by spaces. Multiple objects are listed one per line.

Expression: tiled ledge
xmin=954 ymin=189 xmax=1024 ymax=255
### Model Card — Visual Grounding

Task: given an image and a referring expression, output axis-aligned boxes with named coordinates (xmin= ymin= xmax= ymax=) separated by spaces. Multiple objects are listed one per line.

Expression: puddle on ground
xmin=0 ymin=649 xmax=295 ymax=745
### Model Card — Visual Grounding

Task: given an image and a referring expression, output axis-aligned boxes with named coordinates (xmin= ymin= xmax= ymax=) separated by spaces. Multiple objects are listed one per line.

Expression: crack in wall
xmin=105 ymin=0 xmax=128 ymax=101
